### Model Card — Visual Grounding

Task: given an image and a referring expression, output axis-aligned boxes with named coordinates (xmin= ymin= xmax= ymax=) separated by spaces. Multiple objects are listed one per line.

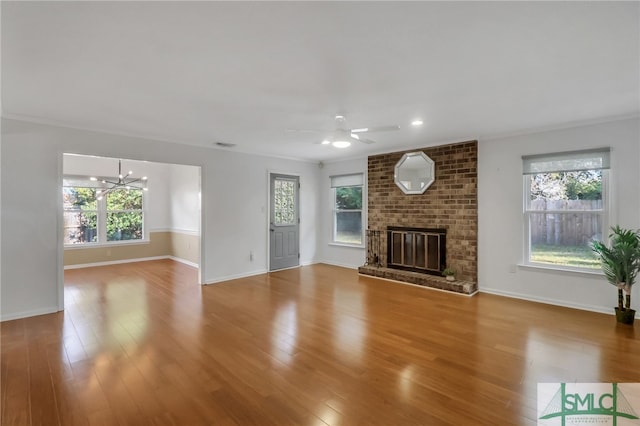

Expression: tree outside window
xmin=63 ymin=187 xmax=98 ymax=244
xmin=107 ymin=189 xmax=143 ymax=241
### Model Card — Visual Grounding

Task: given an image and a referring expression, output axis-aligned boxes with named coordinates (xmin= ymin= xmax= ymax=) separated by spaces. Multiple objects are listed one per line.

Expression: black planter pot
xmin=615 ymin=307 xmax=636 ymax=325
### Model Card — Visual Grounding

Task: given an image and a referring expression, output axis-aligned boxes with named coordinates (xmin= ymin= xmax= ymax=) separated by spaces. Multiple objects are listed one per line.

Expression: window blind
xmin=330 ymin=173 xmax=363 ymax=188
xmin=522 ymin=148 xmax=610 ymax=175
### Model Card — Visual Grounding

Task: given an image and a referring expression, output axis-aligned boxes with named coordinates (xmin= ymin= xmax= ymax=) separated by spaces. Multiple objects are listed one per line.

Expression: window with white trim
xmin=523 ymin=148 xmax=609 ymax=270
xmin=331 ymin=174 xmax=364 ymax=245
xmin=63 ymin=177 xmax=145 ymax=245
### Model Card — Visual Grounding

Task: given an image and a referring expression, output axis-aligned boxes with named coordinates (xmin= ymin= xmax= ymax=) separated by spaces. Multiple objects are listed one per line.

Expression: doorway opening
xmin=61 ymin=153 xmax=203 ymax=307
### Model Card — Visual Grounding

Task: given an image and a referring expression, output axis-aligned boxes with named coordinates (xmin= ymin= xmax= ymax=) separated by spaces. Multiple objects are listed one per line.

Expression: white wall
xmin=5 ymin=116 xmax=637 ymax=321
xmin=63 ymin=154 xmax=173 ymax=231
xmin=169 ymin=163 xmax=200 ymax=234
xmin=318 ymin=157 xmax=367 ymax=269
xmin=478 ymin=117 xmax=640 ymax=314
xmin=205 ymin=157 xmax=320 ymax=281
xmin=1 ymin=118 xmax=320 ymax=320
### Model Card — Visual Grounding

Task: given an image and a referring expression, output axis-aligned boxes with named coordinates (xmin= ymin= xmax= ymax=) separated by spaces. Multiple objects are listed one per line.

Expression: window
xmin=523 ymin=148 xmax=609 ymax=270
xmin=63 ymin=177 xmax=145 ymax=245
xmin=63 ymin=186 xmax=98 ymax=244
xmin=106 ymin=189 xmax=144 ymax=241
xmin=331 ymin=174 xmax=364 ymax=245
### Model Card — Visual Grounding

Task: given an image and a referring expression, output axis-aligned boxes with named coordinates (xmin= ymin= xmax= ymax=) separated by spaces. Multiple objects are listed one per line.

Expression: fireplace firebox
xmin=386 ymin=226 xmax=446 ymax=275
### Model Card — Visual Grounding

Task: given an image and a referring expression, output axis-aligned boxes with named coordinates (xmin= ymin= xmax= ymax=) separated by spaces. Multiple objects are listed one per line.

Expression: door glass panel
xmin=274 ymin=179 xmax=296 ymax=225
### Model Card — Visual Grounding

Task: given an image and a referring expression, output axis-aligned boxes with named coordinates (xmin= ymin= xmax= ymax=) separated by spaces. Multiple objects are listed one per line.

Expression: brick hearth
xmin=358 ymin=265 xmax=477 ymax=295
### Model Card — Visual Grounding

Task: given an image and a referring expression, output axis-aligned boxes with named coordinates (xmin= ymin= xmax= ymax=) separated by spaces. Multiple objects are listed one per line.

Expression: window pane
xmin=107 ymin=212 xmax=143 ymax=241
xmin=63 ymin=187 xmax=97 ymax=210
xmin=63 ymin=211 xmax=97 ymax=244
xmin=335 ymin=211 xmax=362 ymax=244
xmin=107 ymin=189 xmax=143 ymax=210
xmin=274 ymin=179 xmax=296 ymax=225
xmin=336 ymin=186 xmax=362 ymax=209
xmin=333 ymin=184 xmax=363 ymax=245
xmin=528 ymin=171 xmax=602 ymax=209
xmin=529 ymin=212 xmax=602 ymax=268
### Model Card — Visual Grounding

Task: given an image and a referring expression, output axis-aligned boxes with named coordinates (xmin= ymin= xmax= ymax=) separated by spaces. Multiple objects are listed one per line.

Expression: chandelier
xmin=91 ymin=159 xmax=148 ymax=200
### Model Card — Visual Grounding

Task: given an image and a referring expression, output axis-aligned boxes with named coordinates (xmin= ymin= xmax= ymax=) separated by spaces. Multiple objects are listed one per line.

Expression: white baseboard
xmin=478 ymin=287 xmax=631 ymax=317
xmin=149 ymin=228 xmax=200 ymax=237
xmin=63 ymin=255 xmax=172 ymax=269
xmin=205 ymin=269 xmax=268 ymax=285
xmin=65 ymin=255 xmax=199 ymax=270
xmin=189 ymin=262 xmax=357 ymax=285
xmin=168 ymin=256 xmax=199 ymax=268
xmin=318 ymin=260 xmax=360 ymax=270
xmin=1 ymin=306 xmax=60 ymax=322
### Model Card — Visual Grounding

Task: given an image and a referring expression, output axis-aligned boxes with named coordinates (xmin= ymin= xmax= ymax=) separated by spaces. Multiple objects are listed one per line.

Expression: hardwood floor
xmin=2 ymin=260 xmax=639 ymax=425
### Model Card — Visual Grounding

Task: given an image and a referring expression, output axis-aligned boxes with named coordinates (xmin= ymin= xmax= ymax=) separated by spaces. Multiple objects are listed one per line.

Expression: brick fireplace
xmin=358 ymin=140 xmax=478 ymax=294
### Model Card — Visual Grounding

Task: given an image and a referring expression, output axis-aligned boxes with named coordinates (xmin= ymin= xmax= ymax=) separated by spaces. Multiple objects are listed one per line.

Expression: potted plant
xmin=591 ymin=226 xmax=640 ymax=325
xmin=442 ymin=267 xmax=456 ymax=282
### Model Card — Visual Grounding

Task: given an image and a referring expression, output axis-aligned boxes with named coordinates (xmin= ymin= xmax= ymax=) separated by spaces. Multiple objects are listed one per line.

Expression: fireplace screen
xmin=387 ymin=227 xmax=446 ymax=275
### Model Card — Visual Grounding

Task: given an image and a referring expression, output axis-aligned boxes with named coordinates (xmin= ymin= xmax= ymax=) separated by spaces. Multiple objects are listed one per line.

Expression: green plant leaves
xmin=591 ymin=226 xmax=640 ymax=310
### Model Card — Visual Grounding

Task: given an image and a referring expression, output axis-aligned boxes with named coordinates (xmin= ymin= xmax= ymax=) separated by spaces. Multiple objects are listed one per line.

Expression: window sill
xmin=328 ymin=242 xmax=365 ymax=249
xmin=518 ymin=262 xmax=604 ymax=278
xmin=64 ymin=239 xmax=150 ymax=250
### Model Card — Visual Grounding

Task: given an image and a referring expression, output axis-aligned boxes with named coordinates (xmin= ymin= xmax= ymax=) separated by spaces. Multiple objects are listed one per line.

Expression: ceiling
xmin=2 ymin=2 xmax=638 ymax=162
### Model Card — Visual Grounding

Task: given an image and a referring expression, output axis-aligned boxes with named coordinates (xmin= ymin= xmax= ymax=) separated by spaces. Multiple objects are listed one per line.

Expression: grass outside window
xmin=530 ymin=244 xmax=600 ymax=269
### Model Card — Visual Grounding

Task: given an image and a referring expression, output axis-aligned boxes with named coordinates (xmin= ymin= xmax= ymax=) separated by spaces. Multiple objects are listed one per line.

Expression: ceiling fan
xmin=287 ymin=115 xmax=400 ymax=148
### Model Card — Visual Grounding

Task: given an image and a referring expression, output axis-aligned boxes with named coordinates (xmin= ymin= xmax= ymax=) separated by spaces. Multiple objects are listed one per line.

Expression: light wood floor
xmin=2 ymin=260 xmax=639 ymax=425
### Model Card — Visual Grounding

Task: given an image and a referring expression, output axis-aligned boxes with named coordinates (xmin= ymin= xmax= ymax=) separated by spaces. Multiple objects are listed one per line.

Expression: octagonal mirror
xmin=394 ymin=151 xmax=435 ymax=194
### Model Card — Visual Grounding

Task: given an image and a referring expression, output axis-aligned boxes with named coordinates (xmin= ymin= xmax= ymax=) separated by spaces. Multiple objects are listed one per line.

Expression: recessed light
xmin=89 ymin=177 xmax=98 ymax=181
xmin=332 ymin=141 xmax=351 ymax=148
xmin=321 ymin=140 xmax=331 ymax=145
xmin=411 ymin=119 xmax=424 ymax=126
xmin=351 ymin=128 xmax=368 ymax=133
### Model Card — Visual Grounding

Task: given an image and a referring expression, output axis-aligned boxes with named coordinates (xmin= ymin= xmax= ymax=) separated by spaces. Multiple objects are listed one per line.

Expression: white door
xmin=269 ymin=174 xmax=299 ymax=271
